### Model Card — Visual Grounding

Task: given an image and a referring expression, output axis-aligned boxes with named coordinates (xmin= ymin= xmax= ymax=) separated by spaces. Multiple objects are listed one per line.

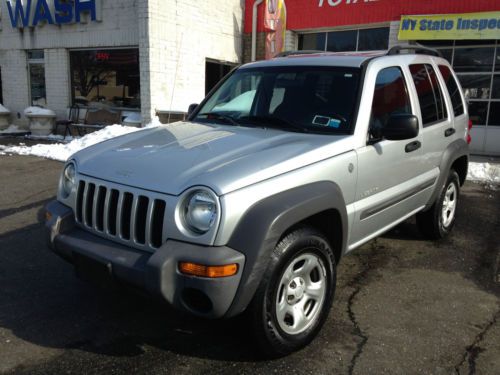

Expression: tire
xmin=417 ymin=169 xmax=460 ymax=240
xmin=249 ymin=226 xmax=336 ymax=358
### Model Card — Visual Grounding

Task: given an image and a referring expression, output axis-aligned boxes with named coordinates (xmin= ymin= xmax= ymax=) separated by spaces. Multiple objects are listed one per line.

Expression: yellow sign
xmin=399 ymin=11 xmax=500 ymax=40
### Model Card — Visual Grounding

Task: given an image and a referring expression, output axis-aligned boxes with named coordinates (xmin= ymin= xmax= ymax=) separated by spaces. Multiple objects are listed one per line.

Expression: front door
xmin=349 ymin=65 xmax=436 ymax=250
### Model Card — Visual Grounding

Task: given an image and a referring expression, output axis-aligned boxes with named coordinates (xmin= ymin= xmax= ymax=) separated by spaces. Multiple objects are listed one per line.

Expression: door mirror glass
xmin=187 ymin=103 xmax=199 ymax=117
xmin=382 ymin=113 xmax=419 ymax=140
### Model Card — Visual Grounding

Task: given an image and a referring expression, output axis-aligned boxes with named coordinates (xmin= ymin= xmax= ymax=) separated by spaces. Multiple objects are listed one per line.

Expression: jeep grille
xmin=75 ymin=179 xmax=166 ymax=250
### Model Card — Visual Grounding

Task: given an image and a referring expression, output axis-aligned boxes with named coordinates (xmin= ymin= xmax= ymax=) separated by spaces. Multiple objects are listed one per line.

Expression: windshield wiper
xmin=198 ymin=112 xmax=241 ymax=127
xmin=240 ymin=116 xmax=308 ymax=133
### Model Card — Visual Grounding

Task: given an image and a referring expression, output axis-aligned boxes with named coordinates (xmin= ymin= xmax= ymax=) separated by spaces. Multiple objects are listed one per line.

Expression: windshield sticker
xmin=328 ymin=119 xmax=341 ymax=128
xmin=312 ymin=115 xmax=341 ymax=128
xmin=312 ymin=115 xmax=330 ymax=126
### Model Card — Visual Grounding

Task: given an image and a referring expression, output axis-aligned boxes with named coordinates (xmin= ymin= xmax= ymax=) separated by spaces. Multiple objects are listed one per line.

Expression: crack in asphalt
xmin=454 ymin=309 xmax=500 ymax=375
xmin=346 ymin=241 xmax=380 ymax=375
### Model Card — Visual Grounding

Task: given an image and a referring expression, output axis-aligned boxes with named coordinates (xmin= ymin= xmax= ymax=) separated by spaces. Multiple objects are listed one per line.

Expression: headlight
xmin=182 ymin=189 xmax=218 ymax=234
xmin=61 ymin=162 xmax=76 ymax=198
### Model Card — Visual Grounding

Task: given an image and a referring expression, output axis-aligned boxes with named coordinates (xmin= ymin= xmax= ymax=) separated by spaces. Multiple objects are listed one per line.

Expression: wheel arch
xmin=425 ymin=138 xmax=469 ymax=209
xmin=224 ymin=181 xmax=348 ymax=317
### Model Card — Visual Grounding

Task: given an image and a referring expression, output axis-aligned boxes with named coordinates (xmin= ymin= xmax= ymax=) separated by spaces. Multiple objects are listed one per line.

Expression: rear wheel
xmin=417 ymin=170 xmax=460 ymax=239
xmin=249 ymin=226 xmax=336 ymax=357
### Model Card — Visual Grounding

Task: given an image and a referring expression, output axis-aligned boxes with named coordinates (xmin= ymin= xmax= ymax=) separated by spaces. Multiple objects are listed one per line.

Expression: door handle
xmin=405 ymin=140 xmax=421 ymax=153
xmin=444 ymin=128 xmax=456 ymax=137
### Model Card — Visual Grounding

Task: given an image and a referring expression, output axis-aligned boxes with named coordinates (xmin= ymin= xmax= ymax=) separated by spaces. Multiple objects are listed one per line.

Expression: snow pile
xmin=0 ymin=125 xmax=27 ymax=134
xmin=467 ymin=162 xmax=500 ymax=186
xmin=0 ymin=122 xmax=159 ymax=161
xmin=24 ymin=106 xmax=56 ymax=116
xmin=0 ymin=104 xmax=10 ymax=114
xmin=123 ymin=112 xmax=142 ymax=123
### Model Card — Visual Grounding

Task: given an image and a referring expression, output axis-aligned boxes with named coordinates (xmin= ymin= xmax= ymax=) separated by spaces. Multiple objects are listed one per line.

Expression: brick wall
xmin=45 ymin=49 xmax=71 ymax=119
xmin=0 ymin=50 xmax=30 ymax=128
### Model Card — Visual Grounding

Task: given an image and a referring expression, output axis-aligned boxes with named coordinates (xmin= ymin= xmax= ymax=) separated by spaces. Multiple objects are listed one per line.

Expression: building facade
xmin=0 ymin=0 xmax=243 ymax=126
xmin=244 ymin=0 xmax=500 ymax=155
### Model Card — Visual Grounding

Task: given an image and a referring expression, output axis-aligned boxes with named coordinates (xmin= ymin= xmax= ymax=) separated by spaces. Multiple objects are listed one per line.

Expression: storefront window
xmin=453 ymin=47 xmax=494 ymax=72
xmin=70 ymin=49 xmax=140 ymax=108
xmin=298 ymin=33 xmax=326 ymax=50
xmin=459 ymin=75 xmax=492 ymax=100
xmin=327 ymin=30 xmax=356 ymax=52
xmin=28 ymin=50 xmax=46 ymax=107
xmin=298 ymin=27 xmax=389 ymax=53
xmin=358 ymin=28 xmax=389 ymax=51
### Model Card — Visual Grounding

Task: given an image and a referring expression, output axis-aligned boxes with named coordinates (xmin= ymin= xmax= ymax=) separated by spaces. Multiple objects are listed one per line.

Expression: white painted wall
xmin=138 ymin=0 xmax=243 ymax=123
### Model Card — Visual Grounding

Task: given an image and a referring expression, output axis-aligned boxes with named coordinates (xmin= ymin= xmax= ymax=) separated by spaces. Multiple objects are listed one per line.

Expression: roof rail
xmin=387 ymin=44 xmax=443 ymax=58
xmin=275 ymin=50 xmax=325 ymax=57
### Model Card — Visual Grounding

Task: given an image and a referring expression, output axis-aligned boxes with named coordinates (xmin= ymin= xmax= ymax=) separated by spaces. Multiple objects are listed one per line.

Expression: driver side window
xmin=370 ymin=67 xmax=412 ymax=139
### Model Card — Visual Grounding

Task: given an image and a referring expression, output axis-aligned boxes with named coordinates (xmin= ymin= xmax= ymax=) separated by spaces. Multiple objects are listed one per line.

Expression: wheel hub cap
xmin=288 ymin=277 xmax=305 ymax=303
xmin=275 ymin=253 xmax=327 ymax=335
xmin=441 ymin=182 xmax=457 ymax=227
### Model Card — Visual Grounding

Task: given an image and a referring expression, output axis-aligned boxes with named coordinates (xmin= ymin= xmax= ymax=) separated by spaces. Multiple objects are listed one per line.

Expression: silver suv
xmin=45 ymin=46 xmax=470 ymax=356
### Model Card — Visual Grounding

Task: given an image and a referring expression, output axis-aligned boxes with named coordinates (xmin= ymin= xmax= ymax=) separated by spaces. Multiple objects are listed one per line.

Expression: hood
xmin=73 ymin=121 xmax=354 ymax=195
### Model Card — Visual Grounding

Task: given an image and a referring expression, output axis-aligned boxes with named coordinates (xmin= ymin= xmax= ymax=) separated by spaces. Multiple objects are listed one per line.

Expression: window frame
xmin=368 ymin=65 xmax=414 ymax=140
xmin=298 ymin=26 xmax=390 ymax=53
xmin=69 ymin=48 xmax=141 ymax=110
xmin=27 ymin=50 xmax=46 ymax=107
xmin=438 ymin=64 xmax=466 ymax=118
xmin=409 ymin=63 xmax=449 ymax=128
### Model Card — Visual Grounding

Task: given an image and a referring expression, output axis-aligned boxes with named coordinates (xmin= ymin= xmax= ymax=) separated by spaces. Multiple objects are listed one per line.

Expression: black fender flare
xmin=224 ymin=181 xmax=348 ymax=317
xmin=425 ymin=138 xmax=469 ymax=209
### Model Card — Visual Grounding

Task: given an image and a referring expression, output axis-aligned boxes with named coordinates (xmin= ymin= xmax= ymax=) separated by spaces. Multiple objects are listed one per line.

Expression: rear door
xmin=408 ymin=61 xmax=453 ymax=173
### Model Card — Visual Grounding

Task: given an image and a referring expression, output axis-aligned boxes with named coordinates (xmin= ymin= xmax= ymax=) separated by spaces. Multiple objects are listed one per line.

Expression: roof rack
xmin=275 ymin=50 xmax=325 ymax=57
xmin=387 ymin=44 xmax=443 ymax=58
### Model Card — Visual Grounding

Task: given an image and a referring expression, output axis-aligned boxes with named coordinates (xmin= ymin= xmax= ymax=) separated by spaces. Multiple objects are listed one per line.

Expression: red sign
xmin=244 ymin=0 xmax=500 ymax=33
xmin=96 ymin=52 xmax=110 ymax=61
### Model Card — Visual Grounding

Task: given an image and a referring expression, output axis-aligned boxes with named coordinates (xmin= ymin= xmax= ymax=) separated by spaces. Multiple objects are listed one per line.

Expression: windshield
xmin=193 ymin=66 xmax=361 ymax=134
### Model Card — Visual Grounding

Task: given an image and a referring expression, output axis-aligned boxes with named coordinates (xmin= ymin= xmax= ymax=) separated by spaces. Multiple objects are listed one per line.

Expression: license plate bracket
xmin=74 ymin=253 xmax=116 ymax=289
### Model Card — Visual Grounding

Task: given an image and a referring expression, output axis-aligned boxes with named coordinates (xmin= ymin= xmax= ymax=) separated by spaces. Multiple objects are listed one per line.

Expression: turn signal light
xmin=179 ymin=262 xmax=238 ymax=278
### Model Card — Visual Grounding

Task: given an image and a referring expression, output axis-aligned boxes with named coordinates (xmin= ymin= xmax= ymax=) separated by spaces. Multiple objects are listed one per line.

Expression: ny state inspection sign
xmin=399 ymin=11 xmax=500 ymax=40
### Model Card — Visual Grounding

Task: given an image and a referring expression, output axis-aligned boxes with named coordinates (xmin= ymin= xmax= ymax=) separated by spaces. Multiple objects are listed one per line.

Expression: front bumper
xmin=45 ymin=200 xmax=245 ymax=318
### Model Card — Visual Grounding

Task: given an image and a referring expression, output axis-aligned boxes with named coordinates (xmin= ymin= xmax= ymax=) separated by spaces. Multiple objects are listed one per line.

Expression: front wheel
xmin=417 ymin=169 xmax=460 ymax=239
xmin=249 ymin=227 xmax=336 ymax=357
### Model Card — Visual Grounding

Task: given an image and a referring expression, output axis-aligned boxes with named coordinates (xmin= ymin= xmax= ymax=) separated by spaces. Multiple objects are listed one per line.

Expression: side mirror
xmin=382 ymin=113 xmax=419 ymax=141
xmin=187 ymin=103 xmax=199 ymax=117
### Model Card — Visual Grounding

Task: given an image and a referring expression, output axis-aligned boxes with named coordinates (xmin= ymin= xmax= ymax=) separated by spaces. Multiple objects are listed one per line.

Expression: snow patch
xmin=0 ymin=121 xmax=160 ymax=161
xmin=467 ymin=162 xmax=500 ymax=187
xmin=0 ymin=104 xmax=10 ymax=114
xmin=0 ymin=125 xmax=26 ymax=134
xmin=24 ymin=106 xmax=56 ymax=116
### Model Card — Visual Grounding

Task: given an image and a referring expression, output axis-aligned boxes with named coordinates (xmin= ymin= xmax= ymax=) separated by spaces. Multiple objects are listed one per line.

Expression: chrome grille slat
xmin=92 ymin=185 xmax=100 ymax=231
xmin=103 ymin=188 xmax=111 ymax=234
xmin=82 ymin=183 xmax=90 ymax=226
xmin=144 ymin=199 xmax=155 ymax=247
xmin=116 ymin=191 xmax=125 ymax=239
xmin=130 ymin=195 xmax=139 ymax=243
xmin=75 ymin=178 xmax=167 ymax=252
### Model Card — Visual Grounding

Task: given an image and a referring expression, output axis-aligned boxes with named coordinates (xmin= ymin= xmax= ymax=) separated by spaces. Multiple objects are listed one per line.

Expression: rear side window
xmin=370 ymin=67 xmax=412 ymax=132
xmin=410 ymin=64 xmax=448 ymax=126
xmin=438 ymin=65 xmax=465 ymax=117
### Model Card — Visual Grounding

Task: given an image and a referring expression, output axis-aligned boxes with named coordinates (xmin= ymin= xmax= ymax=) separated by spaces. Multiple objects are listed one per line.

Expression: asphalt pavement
xmin=0 ymin=153 xmax=499 ymax=375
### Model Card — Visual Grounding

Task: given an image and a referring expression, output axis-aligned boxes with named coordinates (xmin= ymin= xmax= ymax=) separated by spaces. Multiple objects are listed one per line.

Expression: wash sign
xmin=399 ymin=11 xmax=500 ymax=40
xmin=6 ymin=0 xmax=102 ymax=28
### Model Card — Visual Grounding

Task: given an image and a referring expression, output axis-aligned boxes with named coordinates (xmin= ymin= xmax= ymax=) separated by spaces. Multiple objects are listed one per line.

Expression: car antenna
xmin=167 ymin=31 xmax=184 ymax=124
